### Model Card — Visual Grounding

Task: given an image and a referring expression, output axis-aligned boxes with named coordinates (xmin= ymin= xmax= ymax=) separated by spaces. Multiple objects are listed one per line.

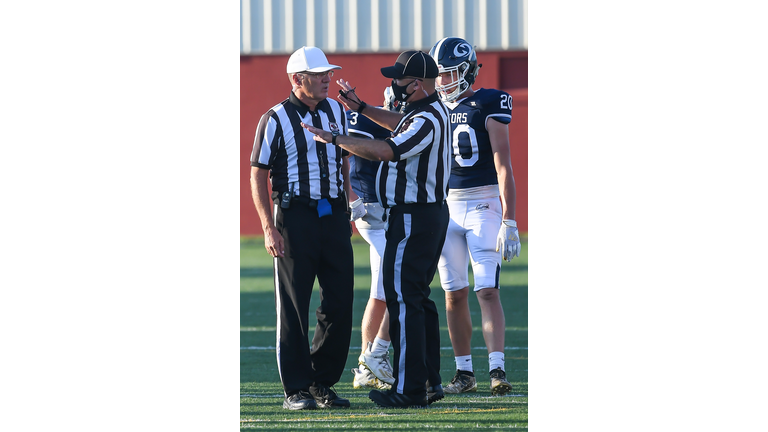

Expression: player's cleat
xmin=359 ymin=348 xmax=395 ymax=385
xmin=443 ymin=369 xmax=477 ymax=394
xmin=426 ymin=383 xmax=444 ymax=405
xmin=369 ymin=389 xmax=428 ymax=409
xmin=282 ymin=390 xmax=318 ymax=410
xmin=489 ymin=368 xmax=513 ymax=396
xmin=352 ymin=365 xmax=392 ymax=390
xmin=309 ymin=383 xmax=350 ymax=408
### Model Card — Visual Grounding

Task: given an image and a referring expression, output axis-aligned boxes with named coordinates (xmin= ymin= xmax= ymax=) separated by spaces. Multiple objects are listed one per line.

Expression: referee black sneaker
xmin=426 ymin=383 xmax=444 ymax=405
xmin=369 ymin=389 xmax=428 ymax=408
xmin=282 ymin=390 xmax=317 ymax=410
xmin=309 ymin=384 xmax=350 ymax=408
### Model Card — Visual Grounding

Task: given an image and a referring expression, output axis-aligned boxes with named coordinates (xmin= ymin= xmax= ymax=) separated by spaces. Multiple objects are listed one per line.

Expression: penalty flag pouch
xmin=317 ymin=198 xmax=332 ymax=218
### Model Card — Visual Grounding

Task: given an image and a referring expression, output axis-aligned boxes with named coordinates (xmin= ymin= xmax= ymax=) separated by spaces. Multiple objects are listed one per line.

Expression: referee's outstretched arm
xmin=336 ymin=79 xmax=403 ymax=131
xmin=301 ymin=122 xmax=394 ymax=162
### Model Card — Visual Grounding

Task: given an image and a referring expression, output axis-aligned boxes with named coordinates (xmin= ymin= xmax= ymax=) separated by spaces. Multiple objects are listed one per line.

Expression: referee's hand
xmin=336 ymin=79 xmax=363 ymax=112
xmin=264 ymin=227 xmax=285 ymax=258
xmin=301 ymin=122 xmax=332 ymax=144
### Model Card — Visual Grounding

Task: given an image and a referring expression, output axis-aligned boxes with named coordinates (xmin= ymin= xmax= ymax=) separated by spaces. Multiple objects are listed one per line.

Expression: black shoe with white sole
xmin=283 ymin=390 xmax=318 ymax=410
xmin=369 ymin=389 xmax=428 ymax=408
xmin=310 ymin=384 xmax=350 ymax=408
xmin=426 ymin=384 xmax=444 ymax=405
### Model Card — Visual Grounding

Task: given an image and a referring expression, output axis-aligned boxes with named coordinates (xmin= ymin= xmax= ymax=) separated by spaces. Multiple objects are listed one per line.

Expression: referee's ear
xmin=289 ymin=73 xmax=302 ymax=90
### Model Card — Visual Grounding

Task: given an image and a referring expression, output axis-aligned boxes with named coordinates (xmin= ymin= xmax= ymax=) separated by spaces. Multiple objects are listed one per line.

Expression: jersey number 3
xmin=453 ymin=124 xmax=479 ymax=167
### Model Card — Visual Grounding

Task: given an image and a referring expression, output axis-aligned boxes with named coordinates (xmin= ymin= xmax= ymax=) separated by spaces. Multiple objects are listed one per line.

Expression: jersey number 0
xmin=452 ymin=124 xmax=479 ymax=167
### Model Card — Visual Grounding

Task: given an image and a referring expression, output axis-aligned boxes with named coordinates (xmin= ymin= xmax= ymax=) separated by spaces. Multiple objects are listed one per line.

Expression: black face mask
xmin=390 ymin=79 xmax=416 ymax=103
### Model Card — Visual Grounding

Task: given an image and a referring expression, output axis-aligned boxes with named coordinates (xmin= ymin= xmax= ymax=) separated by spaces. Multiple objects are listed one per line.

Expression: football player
xmin=429 ymin=37 xmax=521 ymax=396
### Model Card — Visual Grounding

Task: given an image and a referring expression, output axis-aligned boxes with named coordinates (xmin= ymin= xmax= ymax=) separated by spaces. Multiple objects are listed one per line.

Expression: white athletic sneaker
xmin=352 ymin=365 xmax=392 ymax=390
xmin=359 ymin=349 xmax=395 ymax=385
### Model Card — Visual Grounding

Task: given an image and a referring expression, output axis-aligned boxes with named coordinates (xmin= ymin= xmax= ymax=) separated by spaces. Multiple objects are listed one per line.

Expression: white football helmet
xmin=383 ymin=86 xmax=406 ymax=112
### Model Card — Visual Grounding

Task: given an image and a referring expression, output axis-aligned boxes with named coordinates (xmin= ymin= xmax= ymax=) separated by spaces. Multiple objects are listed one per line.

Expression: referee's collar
xmin=289 ymin=92 xmax=333 ymax=117
xmin=402 ymin=91 xmax=440 ymax=114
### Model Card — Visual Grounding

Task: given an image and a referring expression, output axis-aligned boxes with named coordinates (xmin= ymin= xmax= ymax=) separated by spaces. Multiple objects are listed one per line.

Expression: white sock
xmin=371 ymin=337 xmax=390 ymax=355
xmin=455 ymin=355 xmax=473 ymax=372
xmin=489 ymin=351 xmax=505 ymax=371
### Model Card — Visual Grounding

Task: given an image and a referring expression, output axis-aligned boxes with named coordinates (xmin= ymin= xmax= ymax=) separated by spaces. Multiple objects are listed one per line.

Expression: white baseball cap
xmin=286 ymin=46 xmax=341 ymax=74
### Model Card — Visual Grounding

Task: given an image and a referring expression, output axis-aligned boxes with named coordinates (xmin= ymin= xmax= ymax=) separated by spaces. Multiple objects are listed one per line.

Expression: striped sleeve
xmin=387 ymin=116 xmax=435 ymax=160
xmin=250 ymin=111 xmax=281 ymax=169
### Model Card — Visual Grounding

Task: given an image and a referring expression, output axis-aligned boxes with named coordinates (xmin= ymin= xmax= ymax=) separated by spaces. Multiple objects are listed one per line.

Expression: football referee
xmin=302 ymin=50 xmax=451 ymax=408
xmin=250 ymin=46 xmax=354 ymax=411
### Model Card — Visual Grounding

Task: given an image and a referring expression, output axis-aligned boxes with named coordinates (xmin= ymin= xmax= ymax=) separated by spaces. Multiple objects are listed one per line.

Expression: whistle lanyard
xmin=311 ymin=110 xmax=330 ymax=180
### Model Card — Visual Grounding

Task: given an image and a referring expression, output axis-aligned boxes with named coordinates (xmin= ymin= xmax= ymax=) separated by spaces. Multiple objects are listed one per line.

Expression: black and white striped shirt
xmin=251 ymin=92 xmax=348 ymax=200
xmin=377 ymin=92 xmax=451 ymax=207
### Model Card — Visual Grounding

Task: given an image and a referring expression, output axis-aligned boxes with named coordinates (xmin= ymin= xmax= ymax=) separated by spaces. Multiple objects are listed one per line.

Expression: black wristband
xmin=332 ymin=134 xmax=338 ymax=146
xmin=356 ymin=101 xmax=367 ymax=114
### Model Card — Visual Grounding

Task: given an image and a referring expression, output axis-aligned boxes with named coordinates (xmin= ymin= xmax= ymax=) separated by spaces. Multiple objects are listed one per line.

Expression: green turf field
xmin=241 ymin=235 xmax=528 ymax=430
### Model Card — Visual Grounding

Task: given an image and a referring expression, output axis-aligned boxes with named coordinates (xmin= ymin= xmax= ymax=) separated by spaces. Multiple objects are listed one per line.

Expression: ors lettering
xmin=450 ymin=112 xmax=468 ymax=124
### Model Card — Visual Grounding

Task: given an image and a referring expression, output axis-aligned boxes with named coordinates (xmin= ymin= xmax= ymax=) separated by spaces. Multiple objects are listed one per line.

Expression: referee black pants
xmin=383 ymin=202 xmax=449 ymax=397
xmin=272 ymin=198 xmax=354 ymax=396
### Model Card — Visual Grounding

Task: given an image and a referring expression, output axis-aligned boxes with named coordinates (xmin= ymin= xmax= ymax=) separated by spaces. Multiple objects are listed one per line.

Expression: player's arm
xmin=345 ymin=166 xmax=367 ymax=222
xmin=488 ymin=118 xmax=516 ymax=220
xmin=489 ymin=118 xmax=521 ymax=261
xmin=342 ymin=156 xmax=351 ymax=202
xmin=348 ymin=187 xmax=360 ymax=201
xmin=250 ymin=167 xmax=284 ymax=258
xmin=337 ymin=79 xmax=403 ymax=131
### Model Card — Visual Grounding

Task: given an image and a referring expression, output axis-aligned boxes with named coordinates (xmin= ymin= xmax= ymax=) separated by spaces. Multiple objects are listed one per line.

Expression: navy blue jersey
xmin=346 ymin=109 xmax=391 ymax=203
xmin=445 ymin=88 xmax=512 ymax=189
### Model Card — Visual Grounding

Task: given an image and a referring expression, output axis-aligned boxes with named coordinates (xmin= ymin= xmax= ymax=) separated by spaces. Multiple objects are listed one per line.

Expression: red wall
xmin=241 ymin=51 xmax=528 ymax=234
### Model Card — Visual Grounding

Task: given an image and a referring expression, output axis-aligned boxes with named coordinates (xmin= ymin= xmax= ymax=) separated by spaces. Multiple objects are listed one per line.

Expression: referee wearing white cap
xmin=303 ymin=50 xmax=451 ymax=408
xmin=250 ymin=46 xmax=353 ymax=411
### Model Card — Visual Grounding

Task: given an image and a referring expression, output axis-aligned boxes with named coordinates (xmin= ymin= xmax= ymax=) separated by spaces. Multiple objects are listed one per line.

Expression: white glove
xmin=496 ymin=219 xmax=521 ymax=261
xmin=349 ymin=198 xmax=367 ymax=221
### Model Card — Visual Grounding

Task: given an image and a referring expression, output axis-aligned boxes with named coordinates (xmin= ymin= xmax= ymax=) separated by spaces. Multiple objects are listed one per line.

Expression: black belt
xmin=292 ymin=195 xmax=346 ymax=208
xmin=272 ymin=191 xmax=346 ymax=208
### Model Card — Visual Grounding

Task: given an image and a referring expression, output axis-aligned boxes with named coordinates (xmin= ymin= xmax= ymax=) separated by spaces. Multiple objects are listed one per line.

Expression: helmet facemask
xmin=436 ymin=61 xmax=471 ymax=103
xmin=383 ymin=86 xmax=406 ymax=112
